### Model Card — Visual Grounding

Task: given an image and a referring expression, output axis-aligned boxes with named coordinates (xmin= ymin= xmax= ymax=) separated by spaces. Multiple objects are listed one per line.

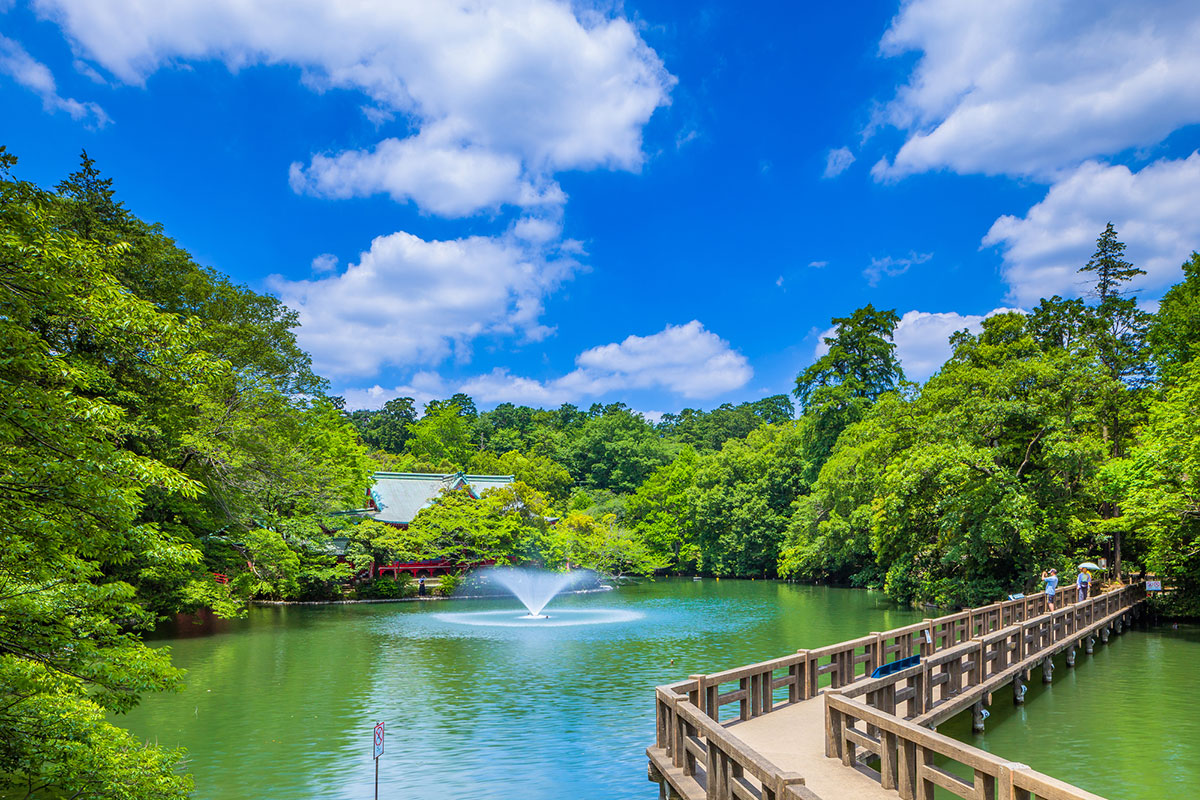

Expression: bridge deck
xmin=726 ymin=697 xmax=892 ymax=800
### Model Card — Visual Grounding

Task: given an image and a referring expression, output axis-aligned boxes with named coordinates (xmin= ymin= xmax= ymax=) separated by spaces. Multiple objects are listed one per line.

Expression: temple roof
xmin=366 ymin=471 xmax=515 ymax=525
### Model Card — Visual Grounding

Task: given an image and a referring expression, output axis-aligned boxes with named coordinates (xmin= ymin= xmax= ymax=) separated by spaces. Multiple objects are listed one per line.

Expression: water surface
xmin=121 ymin=579 xmax=918 ymax=799
xmin=118 ymin=580 xmax=1198 ymax=799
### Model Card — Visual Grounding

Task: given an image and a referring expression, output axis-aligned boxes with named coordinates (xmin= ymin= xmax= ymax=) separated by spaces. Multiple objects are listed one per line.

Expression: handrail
xmin=650 ymin=583 xmax=1145 ymax=800
xmin=825 ymin=586 xmax=1142 ymax=799
xmin=653 ymin=685 xmax=821 ymax=800
xmin=826 ymin=694 xmax=1110 ymax=800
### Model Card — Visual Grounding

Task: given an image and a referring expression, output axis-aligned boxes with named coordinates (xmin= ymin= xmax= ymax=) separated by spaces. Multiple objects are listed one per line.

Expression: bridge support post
xmin=1101 ymin=626 xmax=1110 ymax=644
xmin=1042 ymin=655 xmax=1053 ymax=683
xmin=1115 ymin=617 xmax=1123 ymax=634
xmin=1066 ymin=647 xmax=1076 ymax=667
xmin=1013 ymin=673 xmax=1026 ymax=705
xmin=972 ymin=700 xmax=988 ymax=733
xmin=1085 ymin=635 xmax=1095 ymax=655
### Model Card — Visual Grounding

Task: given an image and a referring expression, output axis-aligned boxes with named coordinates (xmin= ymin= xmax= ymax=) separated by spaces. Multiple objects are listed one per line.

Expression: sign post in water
xmin=373 ymin=721 xmax=385 ymax=799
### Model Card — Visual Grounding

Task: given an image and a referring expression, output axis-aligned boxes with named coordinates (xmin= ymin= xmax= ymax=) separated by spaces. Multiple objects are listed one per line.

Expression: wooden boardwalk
xmin=648 ymin=584 xmax=1143 ymax=800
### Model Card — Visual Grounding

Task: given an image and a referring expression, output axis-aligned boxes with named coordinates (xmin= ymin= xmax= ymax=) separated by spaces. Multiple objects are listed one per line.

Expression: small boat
xmin=692 ymin=576 xmax=702 ymax=581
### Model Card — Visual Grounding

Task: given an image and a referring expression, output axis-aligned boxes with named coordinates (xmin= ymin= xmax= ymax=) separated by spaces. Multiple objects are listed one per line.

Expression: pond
xmin=117 ymin=579 xmax=1198 ymax=799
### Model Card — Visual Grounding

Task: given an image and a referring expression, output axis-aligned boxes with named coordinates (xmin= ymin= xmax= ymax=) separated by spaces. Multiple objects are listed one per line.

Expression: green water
xmin=936 ymin=620 xmax=1200 ymax=799
xmin=116 ymin=580 xmax=1198 ymax=799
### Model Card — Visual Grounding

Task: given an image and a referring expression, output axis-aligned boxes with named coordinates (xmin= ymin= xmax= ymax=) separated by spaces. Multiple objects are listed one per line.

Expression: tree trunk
xmin=1114 ymin=529 xmax=1122 ymax=583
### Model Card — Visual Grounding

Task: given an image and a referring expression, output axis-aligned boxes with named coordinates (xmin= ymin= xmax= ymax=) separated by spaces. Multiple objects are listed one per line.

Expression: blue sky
xmin=4 ymin=0 xmax=1200 ymax=418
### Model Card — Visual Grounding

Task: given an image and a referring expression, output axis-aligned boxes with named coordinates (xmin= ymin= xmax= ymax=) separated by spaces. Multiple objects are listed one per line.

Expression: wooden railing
xmin=824 ymin=694 xmax=1108 ymax=800
xmin=650 ymin=584 xmax=1144 ymax=800
xmin=826 ymin=585 xmax=1142 ymax=799
xmin=653 ymin=683 xmax=822 ymax=800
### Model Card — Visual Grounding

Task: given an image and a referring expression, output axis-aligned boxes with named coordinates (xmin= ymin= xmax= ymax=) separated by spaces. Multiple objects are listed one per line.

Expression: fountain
xmin=434 ymin=566 xmax=641 ymax=628
xmin=487 ymin=567 xmax=586 ymax=618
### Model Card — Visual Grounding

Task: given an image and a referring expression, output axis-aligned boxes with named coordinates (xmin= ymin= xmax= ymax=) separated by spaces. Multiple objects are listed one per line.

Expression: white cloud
xmin=873 ymin=0 xmax=1200 ymax=180
xmin=310 ymin=253 xmax=338 ymax=273
xmin=823 ymin=146 xmax=855 ymax=178
xmin=808 ymin=260 xmax=828 ymax=269
xmin=341 ymin=321 xmax=752 ymax=409
xmin=863 ymin=251 xmax=932 ymax=286
xmin=564 ymin=321 xmax=751 ymax=398
xmin=340 ymin=372 xmax=446 ymax=412
xmin=813 ymin=307 xmax=1019 ymax=382
xmin=0 ymin=34 xmax=108 ymax=125
xmin=982 ymin=154 xmax=1200 ymax=306
xmin=289 ymin=134 xmax=566 ymax=217
xmin=269 ymin=225 xmax=579 ymax=379
xmin=891 ymin=308 xmax=1020 ymax=381
xmin=36 ymin=0 xmax=674 ymax=217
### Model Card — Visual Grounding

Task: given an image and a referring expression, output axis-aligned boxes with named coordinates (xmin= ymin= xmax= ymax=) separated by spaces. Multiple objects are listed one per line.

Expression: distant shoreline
xmin=250 ymin=584 xmax=615 ymax=606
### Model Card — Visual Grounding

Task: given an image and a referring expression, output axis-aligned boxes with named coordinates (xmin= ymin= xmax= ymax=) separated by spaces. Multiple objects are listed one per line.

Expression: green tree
xmin=351 ymin=396 xmax=418 ymax=453
xmin=555 ymin=512 xmax=664 ymax=577
xmin=1079 ymin=222 xmax=1145 ymax=302
xmin=407 ymin=403 xmax=475 ymax=467
xmin=0 ymin=147 xmax=197 ymax=797
xmin=794 ymin=305 xmax=904 ymax=469
xmin=627 ymin=447 xmax=701 ymax=570
xmin=689 ymin=422 xmax=814 ymax=576
xmin=1148 ymin=252 xmax=1200 ymax=378
xmin=1104 ymin=356 xmax=1200 ymax=613
xmin=558 ymin=407 xmax=674 ymax=493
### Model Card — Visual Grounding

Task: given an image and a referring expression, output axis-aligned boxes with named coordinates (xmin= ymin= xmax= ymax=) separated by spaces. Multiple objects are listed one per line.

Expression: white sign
xmin=373 ymin=722 xmax=385 ymax=759
xmin=1146 ymin=580 xmax=1162 ymax=592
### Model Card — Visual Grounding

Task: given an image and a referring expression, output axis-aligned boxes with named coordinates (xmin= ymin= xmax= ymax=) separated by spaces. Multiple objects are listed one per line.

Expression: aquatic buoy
xmin=980 ymin=709 xmax=990 ymax=720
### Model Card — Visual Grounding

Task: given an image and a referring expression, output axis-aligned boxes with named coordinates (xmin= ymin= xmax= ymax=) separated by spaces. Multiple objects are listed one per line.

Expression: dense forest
xmin=3 ymin=147 xmax=1199 ymax=795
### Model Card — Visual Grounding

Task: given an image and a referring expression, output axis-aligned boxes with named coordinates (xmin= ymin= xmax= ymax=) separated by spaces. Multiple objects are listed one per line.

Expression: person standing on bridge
xmin=1040 ymin=568 xmax=1058 ymax=610
xmin=1076 ymin=565 xmax=1091 ymax=602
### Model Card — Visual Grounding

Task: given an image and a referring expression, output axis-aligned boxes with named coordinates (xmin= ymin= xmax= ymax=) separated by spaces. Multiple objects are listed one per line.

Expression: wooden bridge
xmin=648 ymin=583 xmax=1144 ymax=800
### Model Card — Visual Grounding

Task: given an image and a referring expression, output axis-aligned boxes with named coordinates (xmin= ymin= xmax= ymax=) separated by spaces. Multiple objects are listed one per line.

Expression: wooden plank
xmin=918 ymin=762 xmax=977 ymax=799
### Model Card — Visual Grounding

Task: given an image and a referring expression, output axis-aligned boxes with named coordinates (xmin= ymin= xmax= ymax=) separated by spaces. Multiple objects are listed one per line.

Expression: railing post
xmin=997 ymin=761 xmax=1031 ymax=800
xmin=705 ymin=737 xmax=721 ymax=800
xmin=825 ymin=696 xmax=843 ymax=760
xmin=774 ymin=772 xmax=806 ymax=800
xmin=897 ymin=738 xmax=917 ymax=800
xmin=881 ymin=729 xmax=898 ymax=790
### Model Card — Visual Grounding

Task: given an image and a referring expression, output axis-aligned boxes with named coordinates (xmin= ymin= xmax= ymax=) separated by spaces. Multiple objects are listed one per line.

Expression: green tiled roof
xmin=366 ymin=471 xmax=515 ymax=525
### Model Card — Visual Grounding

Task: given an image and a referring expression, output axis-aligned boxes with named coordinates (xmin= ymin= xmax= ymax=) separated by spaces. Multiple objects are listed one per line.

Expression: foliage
xmin=1149 ymin=252 xmax=1200 ymax=377
xmin=0 ymin=147 xmax=197 ymax=796
xmin=794 ymin=304 xmax=905 ymax=470
xmin=1106 ymin=356 xmax=1200 ymax=613
xmin=433 ymin=573 xmax=463 ymax=597
xmin=1079 ymin=222 xmax=1145 ymax=302
xmin=689 ymin=422 xmax=815 ymax=576
xmin=627 ymin=447 xmax=701 ymax=570
xmin=405 ymin=403 xmax=474 ymax=467
xmin=355 ymin=574 xmax=416 ymax=600
xmin=554 ymin=513 xmax=665 ymax=577
xmin=557 ymin=406 xmax=675 ymax=493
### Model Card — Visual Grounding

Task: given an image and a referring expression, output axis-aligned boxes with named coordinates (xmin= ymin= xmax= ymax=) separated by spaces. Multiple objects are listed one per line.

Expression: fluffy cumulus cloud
xmin=872 ymin=0 xmax=1200 ymax=180
xmin=0 ymin=34 xmax=108 ymax=125
xmin=34 ymin=0 xmax=674 ymax=217
xmin=982 ymin=154 xmax=1200 ymax=306
xmin=268 ymin=226 xmax=579 ymax=379
xmin=342 ymin=321 xmax=752 ymax=410
xmin=813 ymin=308 xmax=1019 ymax=382
xmin=891 ymin=308 xmax=1020 ymax=381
